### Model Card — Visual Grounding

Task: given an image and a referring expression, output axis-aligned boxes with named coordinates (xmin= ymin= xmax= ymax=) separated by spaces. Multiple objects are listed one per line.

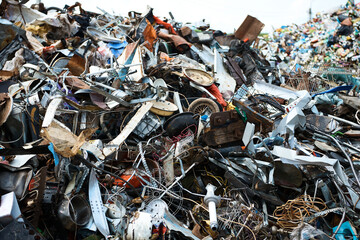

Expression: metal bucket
xmin=58 ymin=195 xmax=91 ymax=231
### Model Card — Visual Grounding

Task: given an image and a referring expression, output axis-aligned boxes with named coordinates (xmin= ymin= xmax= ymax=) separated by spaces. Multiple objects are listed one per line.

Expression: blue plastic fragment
xmin=107 ymin=41 xmax=127 ymax=59
xmin=333 ymin=221 xmax=358 ymax=240
xmin=312 ymin=85 xmax=353 ymax=98
xmin=48 ymin=143 xmax=60 ymax=166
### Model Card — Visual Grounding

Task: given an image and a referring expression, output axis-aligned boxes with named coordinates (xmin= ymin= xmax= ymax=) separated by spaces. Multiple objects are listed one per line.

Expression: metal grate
xmin=285 ymin=63 xmax=358 ymax=94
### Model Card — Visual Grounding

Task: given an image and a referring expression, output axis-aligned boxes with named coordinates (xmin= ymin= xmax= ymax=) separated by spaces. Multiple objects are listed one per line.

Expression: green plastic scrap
xmin=322 ymin=69 xmax=360 ymax=92
xmin=235 ymin=106 xmax=247 ymax=123
xmin=331 ymin=131 xmax=344 ymax=137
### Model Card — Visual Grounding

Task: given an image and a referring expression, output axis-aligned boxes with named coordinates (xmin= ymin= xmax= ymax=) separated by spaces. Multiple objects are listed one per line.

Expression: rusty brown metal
xmin=234 ymin=100 xmax=273 ymax=133
xmin=60 ymin=73 xmax=90 ymax=90
xmin=66 ymin=54 xmax=86 ymax=76
xmin=203 ymin=102 xmax=273 ymax=146
xmin=180 ymin=26 xmax=191 ymax=37
xmin=204 ymin=110 xmax=245 ymax=146
xmin=203 ymin=120 xmax=245 ymax=146
xmin=158 ymin=31 xmax=191 ymax=53
xmin=210 ymin=110 xmax=240 ymax=127
xmin=234 ymin=15 xmax=264 ymax=44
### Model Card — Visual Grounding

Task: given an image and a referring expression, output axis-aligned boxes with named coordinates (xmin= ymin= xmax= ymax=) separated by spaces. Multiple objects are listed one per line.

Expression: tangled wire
xmin=273 ymin=195 xmax=328 ymax=229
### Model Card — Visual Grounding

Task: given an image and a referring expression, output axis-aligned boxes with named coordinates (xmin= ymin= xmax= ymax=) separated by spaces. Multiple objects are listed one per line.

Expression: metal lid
xmin=183 ymin=68 xmax=214 ymax=87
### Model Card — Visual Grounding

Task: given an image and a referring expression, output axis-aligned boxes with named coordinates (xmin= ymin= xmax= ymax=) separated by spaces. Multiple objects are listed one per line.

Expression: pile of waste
xmin=261 ymin=2 xmax=360 ymax=89
xmin=1 ymin=0 xmax=360 ymax=239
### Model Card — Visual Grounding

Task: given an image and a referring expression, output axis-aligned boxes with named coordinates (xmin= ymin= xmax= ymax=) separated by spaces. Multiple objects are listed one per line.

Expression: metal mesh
xmin=285 ymin=63 xmax=358 ymax=94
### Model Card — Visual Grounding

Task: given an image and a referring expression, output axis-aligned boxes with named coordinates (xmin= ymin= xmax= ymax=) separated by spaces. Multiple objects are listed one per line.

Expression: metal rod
xmin=159 ymin=163 xmax=196 ymax=199
xmin=332 ymin=180 xmax=347 ymax=238
xmin=328 ymin=114 xmax=360 ymax=128
xmin=316 ymin=130 xmax=360 ymax=188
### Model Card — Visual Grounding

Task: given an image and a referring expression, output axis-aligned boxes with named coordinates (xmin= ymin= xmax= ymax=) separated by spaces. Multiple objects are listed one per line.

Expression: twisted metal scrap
xmin=273 ymin=195 xmax=327 ymax=229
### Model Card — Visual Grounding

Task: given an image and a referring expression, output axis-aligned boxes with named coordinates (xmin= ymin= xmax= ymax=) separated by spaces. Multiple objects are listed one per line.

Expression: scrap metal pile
xmin=1 ymin=0 xmax=360 ymax=239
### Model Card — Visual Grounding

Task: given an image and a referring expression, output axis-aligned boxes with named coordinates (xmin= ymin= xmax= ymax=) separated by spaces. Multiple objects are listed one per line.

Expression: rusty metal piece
xmin=192 ymin=224 xmax=207 ymax=239
xmin=203 ymin=121 xmax=245 ymax=146
xmin=180 ymin=26 xmax=192 ymax=37
xmin=66 ymin=54 xmax=86 ymax=76
xmin=210 ymin=110 xmax=241 ymax=127
xmin=61 ymin=73 xmax=90 ymax=90
xmin=204 ymin=106 xmax=273 ymax=146
xmin=235 ymin=15 xmax=264 ymax=44
xmin=234 ymin=100 xmax=273 ymax=133
xmin=158 ymin=31 xmax=191 ymax=53
xmin=116 ymin=149 xmax=139 ymax=162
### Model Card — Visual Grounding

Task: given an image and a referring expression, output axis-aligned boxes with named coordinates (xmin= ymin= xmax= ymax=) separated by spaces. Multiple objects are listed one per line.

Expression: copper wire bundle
xmin=273 ymin=195 xmax=328 ymax=229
